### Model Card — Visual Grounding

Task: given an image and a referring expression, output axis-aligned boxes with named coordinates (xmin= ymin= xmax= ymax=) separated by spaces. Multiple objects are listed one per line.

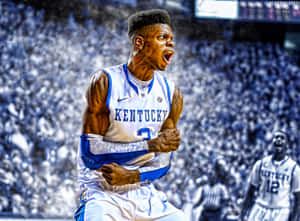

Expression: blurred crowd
xmin=0 ymin=1 xmax=299 ymax=219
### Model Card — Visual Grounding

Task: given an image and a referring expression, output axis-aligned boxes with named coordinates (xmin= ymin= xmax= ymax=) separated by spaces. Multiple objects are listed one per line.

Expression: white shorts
xmin=248 ymin=203 xmax=289 ymax=221
xmin=75 ymin=184 xmax=184 ymax=221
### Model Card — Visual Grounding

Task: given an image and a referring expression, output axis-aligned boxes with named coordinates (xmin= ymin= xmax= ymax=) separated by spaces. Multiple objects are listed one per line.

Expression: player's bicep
xmin=161 ymin=86 xmax=183 ymax=130
xmin=250 ymin=160 xmax=261 ymax=187
xmin=82 ymin=71 xmax=110 ymax=135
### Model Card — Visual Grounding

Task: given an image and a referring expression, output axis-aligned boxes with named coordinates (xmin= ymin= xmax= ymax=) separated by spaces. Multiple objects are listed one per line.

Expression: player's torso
xmin=202 ymin=184 xmax=224 ymax=209
xmin=257 ymin=156 xmax=295 ymax=208
xmin=103 ymin=64 xmax=174 ymax=143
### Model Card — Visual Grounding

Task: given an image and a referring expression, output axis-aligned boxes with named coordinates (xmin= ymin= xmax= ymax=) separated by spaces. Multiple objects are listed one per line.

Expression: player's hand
xmin=147 ymin=128 xmax=180 ymax=152
xmin=98 ymin=163 xmax=140 ymax=186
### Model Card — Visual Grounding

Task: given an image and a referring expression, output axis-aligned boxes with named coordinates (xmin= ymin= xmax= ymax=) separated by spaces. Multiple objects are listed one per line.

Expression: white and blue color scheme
xmin=76 ymin=64 xmax=184 ymax=220
xmin=248 ymin=155 xmax=300 ymax=221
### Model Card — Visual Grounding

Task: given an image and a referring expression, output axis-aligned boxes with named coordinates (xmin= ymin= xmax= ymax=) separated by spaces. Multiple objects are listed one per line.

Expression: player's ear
xmin=134 ymin=35 xmax=144 ymax=50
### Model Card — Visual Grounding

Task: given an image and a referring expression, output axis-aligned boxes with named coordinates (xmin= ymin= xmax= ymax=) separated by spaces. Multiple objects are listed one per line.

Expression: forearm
xmin=81 ymin=127 xmax=180 ymax=170
xmin=240 ymin=185 xmax=256 ymax=219
xmin=98 ymin=152 xmax=172 ymax=186
xmin=81 ymin=133 xmax=149 ymax=169
xmin=82 ymin=133 xmax=149 ymax=154
xmin=240 ymin=200 xmax=253 ymax=219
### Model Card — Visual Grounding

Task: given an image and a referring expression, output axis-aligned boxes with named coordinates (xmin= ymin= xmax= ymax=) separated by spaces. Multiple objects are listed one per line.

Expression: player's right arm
xmin=240 ymin=160 xmax=261 ymax=220
xmin=82 ymin=71 xmax=109 ymax=135
xmin=240 ymin=184 xmax=257 ymax=220
xmin=81 ymin=71 xmax=180 ymax=170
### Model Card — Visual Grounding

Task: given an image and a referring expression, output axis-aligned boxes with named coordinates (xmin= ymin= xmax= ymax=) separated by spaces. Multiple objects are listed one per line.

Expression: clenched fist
xmin=147 ymin=128 xmax=180 ymax=152
xmin=99 ymin=163 xmax=140 ymax=186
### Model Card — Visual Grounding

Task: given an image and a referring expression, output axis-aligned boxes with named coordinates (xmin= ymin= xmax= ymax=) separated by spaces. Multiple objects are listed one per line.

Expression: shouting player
xmin=74 ymin=9 xmax=184 ymax=221
xmin=240 ymin=130 xmax=300 ymax=221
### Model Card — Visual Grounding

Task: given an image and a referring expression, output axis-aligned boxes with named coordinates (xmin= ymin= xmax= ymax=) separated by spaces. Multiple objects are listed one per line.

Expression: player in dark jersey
xmin=193 ymin=170 xmax=229 ymax=221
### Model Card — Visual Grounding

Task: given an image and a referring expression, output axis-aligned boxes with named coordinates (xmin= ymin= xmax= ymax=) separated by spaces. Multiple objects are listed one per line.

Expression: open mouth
xmin=163 ymin=50 xmax=174 ymax=64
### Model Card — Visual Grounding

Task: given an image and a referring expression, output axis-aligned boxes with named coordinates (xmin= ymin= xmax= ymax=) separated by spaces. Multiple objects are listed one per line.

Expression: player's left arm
xmin=289 ymin=191 xmax=300 ymax=221
xmin=161 ymin=85 xmax=184 ymax=130
xmin=101 ymin=86 xmax=183 ymax=185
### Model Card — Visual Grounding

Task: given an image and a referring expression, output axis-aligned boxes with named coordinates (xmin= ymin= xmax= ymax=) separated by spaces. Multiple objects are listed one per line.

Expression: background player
xmin=74 ymin=9 xmax=184 ymax=221
xmin=240 ymin=130 xmax=300 ymax=221
xmin=193 ymin=170 xmax=229 ymax=221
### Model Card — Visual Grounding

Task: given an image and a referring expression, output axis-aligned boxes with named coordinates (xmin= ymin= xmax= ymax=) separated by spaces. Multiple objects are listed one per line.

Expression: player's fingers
xmin=168 ymin=139 xmax=180 ymax=146
xmin=100 ymin=164 xmax=113 ymax=172
xmin=170 ymin=145 xmax=179 ymax=151
xmin=173 ymin=129 xmax=180 ymax=136
xmin=102 ymin=173 xmax=112 ymax=181
xmin=171 ymin=136 xmax=181 ymax=142
xmin=161 ymin=145 xmax=178 ymax=152
xmin=111 ymin=162 xmax=119 ymax=167
xmin=100 ymin=167 xmax=113 ymax=174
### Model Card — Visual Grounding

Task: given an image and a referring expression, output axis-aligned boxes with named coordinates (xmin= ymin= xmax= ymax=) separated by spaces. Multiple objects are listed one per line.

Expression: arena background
xmin=1 ymin=0 xmax=300 ymax=220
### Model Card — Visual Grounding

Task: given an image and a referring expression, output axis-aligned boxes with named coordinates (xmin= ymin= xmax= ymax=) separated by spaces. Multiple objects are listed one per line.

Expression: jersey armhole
xmin=163 ymin=77 xmax=172 ymax=112
xmin=102 ymin=70 xmax=112 ymax=111
xmin=290 ymin=163 xmax=297 ymax=192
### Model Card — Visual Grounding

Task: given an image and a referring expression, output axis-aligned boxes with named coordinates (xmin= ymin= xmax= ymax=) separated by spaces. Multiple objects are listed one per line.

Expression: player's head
xmin=127 ymin=9 xmax=174 ymax=71
xmin=208 ymin=170 xmax=218 ymax=185
xmin=272 ymin=130 xmax=289 ymax=159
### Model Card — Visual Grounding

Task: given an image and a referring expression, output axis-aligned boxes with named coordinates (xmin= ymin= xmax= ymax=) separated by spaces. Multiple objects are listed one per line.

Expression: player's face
xmin=142 ymin=24 xmax=175 ymax=71
xmin=272 ymin=131 xmax=288 ymax=156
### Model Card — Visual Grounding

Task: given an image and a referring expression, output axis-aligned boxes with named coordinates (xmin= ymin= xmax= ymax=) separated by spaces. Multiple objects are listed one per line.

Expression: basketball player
xmin=74 ymin=9 xmax=185 ymax=221
xmin=193 ymin=170 xmax=229 ymax=221
xmin=240 ymin=130 xmax=300 ymax=221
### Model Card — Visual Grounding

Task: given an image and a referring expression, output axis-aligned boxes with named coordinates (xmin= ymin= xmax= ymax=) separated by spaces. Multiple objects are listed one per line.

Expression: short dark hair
xmin=128 ymin=9 xmax=171 ymax=37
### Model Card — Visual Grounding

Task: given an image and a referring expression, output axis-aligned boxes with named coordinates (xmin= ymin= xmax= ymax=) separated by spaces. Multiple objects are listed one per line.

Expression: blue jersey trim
xmin=80 ymin=134 xmax=149 ymax=170
xmin=123 ymin=63 xmax=139 ymax=95
xmin=103 ymin=70 xmax=112 ymax=111
xmin=163 ymin=77 xmax=172 ymax=111
xmin=74 ymin=197 xmax=86 ymax=221
xmin=140 ymin=152 xmax=173 ymax=182
xmin=147 ymin=74 xmax=155 ymax=93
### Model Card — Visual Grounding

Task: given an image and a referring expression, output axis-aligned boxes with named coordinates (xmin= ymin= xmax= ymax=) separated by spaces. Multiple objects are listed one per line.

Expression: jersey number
xmin=266 ymin=180 xmax=280 ymax=194
xmin=137 ymin=128 xmax=151 ymax=140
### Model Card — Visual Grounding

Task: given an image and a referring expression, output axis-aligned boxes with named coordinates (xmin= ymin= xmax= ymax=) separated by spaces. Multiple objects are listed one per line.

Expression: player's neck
xmin=127 ymin=56 xmax=154 ymax=81
xmin=272 ymin=154 xmax=286 ymax=162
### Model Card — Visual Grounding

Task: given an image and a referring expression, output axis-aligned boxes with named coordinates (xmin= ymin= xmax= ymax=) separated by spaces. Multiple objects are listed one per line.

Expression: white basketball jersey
xmin=78 ymin=64 xmax=175 ymax=193
xmin=250 ymin=155 xmax=300 ymax=209
xmin=103 ymin=63 xmax=174 ymax=143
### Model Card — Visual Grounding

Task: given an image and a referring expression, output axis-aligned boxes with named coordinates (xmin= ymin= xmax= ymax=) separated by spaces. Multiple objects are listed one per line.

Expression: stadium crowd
xmin=0 ymin=1 xmax=299 ymax=219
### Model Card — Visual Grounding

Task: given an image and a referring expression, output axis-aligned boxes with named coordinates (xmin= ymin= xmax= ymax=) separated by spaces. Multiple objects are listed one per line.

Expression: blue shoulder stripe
xmin=163 ymin=77 xmax=172 ymax=111
xmin=102 ymin=69 xmax=112 ymax=110
xmin=148 ymin=74 xmax=155 ymax=93
xmin=123 ymin=63 xmax=139 ymax=95
xmin=80 ymin=134 xmax=148 ymax=170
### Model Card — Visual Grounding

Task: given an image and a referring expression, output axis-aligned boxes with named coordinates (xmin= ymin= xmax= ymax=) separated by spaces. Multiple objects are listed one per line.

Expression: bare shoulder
xmin=82 ymin=70 xmax=110 ymax=134
xmin=86 ymin=70 xmax=109 ymax=112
